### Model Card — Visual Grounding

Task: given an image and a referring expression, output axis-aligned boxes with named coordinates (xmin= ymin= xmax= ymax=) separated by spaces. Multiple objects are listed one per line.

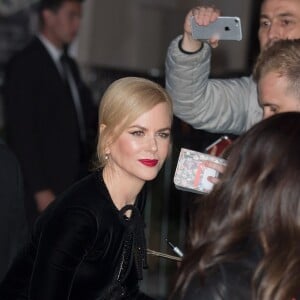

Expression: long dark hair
xmin=173 ymin=112 xmax=300 ymax=300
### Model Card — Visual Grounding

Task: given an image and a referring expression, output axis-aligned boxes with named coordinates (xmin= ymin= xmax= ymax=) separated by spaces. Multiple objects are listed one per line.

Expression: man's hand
xmin=182 ymin=5 xmax=221 ymax=52
xmin=34 ymin=189 xmax=55 ymax=212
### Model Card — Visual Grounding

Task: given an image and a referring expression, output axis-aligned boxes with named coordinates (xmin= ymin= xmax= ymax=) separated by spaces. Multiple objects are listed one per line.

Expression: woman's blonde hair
xmin=96 ymin=77 xmax=173 ymax=168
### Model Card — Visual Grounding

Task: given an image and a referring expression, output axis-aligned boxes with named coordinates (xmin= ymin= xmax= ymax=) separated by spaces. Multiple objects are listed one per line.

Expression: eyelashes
xmin=129 ymin=131 xmax=171 ymax=139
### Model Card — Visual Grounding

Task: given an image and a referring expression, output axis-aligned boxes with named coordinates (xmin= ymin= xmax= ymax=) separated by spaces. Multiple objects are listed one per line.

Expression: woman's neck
xmin=102 ymin=166 xmax=145 ymax=210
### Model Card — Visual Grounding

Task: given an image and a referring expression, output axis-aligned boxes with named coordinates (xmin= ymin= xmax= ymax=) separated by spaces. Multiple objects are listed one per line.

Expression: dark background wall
xmin=77 ymin=0 xmax=257 ymax=76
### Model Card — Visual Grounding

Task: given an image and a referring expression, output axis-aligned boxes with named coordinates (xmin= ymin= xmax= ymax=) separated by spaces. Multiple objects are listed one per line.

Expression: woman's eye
xmin=158 ymin=132 xmax=170 ymax=139
xmin=130 ymin=131 xmax=144 ymax=137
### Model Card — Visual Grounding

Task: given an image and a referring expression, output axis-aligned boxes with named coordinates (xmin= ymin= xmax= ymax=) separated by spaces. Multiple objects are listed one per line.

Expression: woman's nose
xmin=148 ymin=136 xmax=158 ymax=152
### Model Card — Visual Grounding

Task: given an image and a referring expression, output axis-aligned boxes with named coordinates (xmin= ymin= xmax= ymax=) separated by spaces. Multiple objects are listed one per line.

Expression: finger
xmin=193 ymin=6 xmax=221 ymax=25
xmin=209 ymin=7 xmax=221 ymax=22
xmin=209 ymin=38 xmax=219 ymax=48
xmin=205 ymin=6 xmax=220 ymax=24
xmin=207 ymin=176 xmax=220 ymax=185
xmin=208 ymin=145 xmax=218 ymax=156
xmin=205 ymin=161 xmax=225 ymax=173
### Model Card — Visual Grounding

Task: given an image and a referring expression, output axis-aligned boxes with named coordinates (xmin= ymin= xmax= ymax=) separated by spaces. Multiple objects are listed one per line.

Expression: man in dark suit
xmin=0 ymin=138 xmax=28 ymax=282
xmin=3 ymin=0 xmax=97 ymax=227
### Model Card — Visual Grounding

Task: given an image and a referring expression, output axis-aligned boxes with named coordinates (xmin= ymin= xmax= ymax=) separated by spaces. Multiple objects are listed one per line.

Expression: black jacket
xmin=3 ymin=37 xmax=97 ymax=197
xmin=0 ymin=170 xmax=150 ymax=299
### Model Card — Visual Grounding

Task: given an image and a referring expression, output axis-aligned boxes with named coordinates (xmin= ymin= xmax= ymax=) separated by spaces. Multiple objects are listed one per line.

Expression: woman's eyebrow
xmin=128 ymin=125 xmax=171 ymax=131
xmin=128 ymin=125 xmax=147 ymax=130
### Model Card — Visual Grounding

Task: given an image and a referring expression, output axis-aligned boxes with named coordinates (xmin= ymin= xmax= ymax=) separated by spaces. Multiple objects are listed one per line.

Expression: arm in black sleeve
xmin=29 ymin=207 xmax=98 ymax=299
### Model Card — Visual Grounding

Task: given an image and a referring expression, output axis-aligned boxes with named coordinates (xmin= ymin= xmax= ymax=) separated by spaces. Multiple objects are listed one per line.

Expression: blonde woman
xmin=0 ymin=77 xmax=173 ymax=300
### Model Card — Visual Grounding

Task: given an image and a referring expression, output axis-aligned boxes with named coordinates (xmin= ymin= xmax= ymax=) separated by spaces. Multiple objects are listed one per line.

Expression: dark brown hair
xmin=173 ymin=112 xmax=300 ymax=300
xmin=39 ymin=0 xmax=84 ymax=12
xmin=38 ymin=0 xmax=84 ymax=27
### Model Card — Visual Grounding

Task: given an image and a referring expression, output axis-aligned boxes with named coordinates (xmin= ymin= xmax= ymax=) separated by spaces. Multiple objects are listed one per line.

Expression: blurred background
xmin=0 ymin=0 xmax=261 ymax=298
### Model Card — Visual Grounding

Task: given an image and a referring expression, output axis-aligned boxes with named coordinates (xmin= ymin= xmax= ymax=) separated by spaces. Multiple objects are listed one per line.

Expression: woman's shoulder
xmin=58 ymin=171 xmax=109 ymax=206
xmin=37 ymin=171 xmax=110 ymax=224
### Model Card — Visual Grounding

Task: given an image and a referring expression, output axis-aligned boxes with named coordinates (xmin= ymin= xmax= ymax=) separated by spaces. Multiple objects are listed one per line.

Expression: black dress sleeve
xmin=29 ymin=207 xmax=98 ymax=299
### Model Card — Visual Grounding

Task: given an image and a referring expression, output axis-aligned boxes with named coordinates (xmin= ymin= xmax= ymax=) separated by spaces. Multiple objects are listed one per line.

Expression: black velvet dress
xmin=0 ymin=170 xmax=150 ymax=300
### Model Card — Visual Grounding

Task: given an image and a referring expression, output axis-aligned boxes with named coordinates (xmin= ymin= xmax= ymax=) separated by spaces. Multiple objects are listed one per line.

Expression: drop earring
xmin=105 ymin=153 xmax=109 ymax=160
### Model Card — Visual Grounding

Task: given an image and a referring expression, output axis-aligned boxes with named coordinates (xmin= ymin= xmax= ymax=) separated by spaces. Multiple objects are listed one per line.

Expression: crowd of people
xmin=0 ymin=0 xmax=299 ymax=299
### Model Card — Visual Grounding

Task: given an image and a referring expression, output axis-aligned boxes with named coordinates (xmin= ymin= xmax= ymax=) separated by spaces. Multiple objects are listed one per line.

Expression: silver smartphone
xmin=191 ymin=16 xmax=242 ymax=41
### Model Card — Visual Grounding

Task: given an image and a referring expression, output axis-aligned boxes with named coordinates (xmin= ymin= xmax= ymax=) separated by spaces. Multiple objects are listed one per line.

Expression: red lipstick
xmin=139 ymin=159 xmax=158 ymax=167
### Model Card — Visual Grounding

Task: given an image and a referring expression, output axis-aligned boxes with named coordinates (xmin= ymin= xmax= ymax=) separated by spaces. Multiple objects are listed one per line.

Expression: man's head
xmin=253 ymin=39 xmax=300 ymax=118
xmin=39 ymin=0 xmax=84 ymax=48
xmin=258 ymin=0 xmax=300 ymax=50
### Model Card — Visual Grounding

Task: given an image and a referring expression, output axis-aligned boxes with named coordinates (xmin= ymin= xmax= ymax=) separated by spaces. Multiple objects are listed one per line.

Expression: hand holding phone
xmin=191 ymin=16 xmax=242 ymax=41
xmin=182 ymin=5 xmax=220 ymax=51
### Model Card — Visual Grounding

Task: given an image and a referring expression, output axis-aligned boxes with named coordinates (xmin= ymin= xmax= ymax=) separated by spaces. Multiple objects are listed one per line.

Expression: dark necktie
xmin=60 ymin=53 xmax=86 ymax=144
